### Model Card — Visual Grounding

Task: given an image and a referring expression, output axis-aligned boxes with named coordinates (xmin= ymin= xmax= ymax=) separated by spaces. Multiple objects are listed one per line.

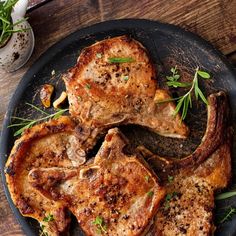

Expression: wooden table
xmin=0 ymin=0 xmax=235 ymax=235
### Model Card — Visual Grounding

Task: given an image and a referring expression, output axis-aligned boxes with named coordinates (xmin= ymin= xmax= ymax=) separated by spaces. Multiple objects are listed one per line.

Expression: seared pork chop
xmin=147 ymin=131 xmax=232 ymax=236
xmin=63 ymin=35 xmax=189 ymax=164
xmin=137 ymin=92 xmax=232 ymax=235
xmin=137 ymin=91 xmax=229 ymax=176
xmin=5 ymin=116 xmax=81 ymax=236
xmin=28 ymin=128 xmax=166 ymax=236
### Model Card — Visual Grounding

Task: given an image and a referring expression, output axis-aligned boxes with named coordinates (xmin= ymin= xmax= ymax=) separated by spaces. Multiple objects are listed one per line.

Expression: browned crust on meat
xmin=149 ymin=129 xmax=232 ymax=236
xmin=138 ymin=91 xmax=229 ymax=175
xmin=5 ymin=116 xmax=76 ymax=236
xmin=5 ymin=116 xmax=76 ymax=178
xmin=28 ymin=128 xmax=166 ymax=236
xmin=63 ymin=35 xmax=189 ymax=143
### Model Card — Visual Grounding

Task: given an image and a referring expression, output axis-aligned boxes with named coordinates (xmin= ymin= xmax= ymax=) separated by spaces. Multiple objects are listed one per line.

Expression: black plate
xmin=1 ymin=19 xmax=236 ymax=236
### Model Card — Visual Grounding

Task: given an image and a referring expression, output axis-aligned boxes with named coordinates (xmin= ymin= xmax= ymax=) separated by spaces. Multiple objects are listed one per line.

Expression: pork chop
xmin=5 ymin=116 xmax=82 ymax=236
xmin=147 ymin=130 xmax=232 ymax=236
xmin=63 ymin=35 xmax=189 ymax=164
xmin=137 ymin=91 xmax=229 ymax=176
xmin=28 ymin=128 xmax=166 ymax=236
xmin=137 ymin=92 xmax=232 ymax=235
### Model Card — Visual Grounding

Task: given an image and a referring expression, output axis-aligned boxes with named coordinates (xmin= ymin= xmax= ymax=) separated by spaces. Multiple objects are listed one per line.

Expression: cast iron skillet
xmin=1 ymin=19 xmax=236 ymax=236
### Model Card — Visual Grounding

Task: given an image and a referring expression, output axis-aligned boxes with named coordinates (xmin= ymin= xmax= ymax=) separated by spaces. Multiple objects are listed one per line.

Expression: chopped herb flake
xmin=164 ymin=192 xmax=179 ymax=210
xmin=43 ymin=213 xmax=54 ymax=222
xmin=93 ymin=216 xmax=107 ymax=234
xmin=168 ymin=175 xmax=174 ymax=183
xmin=85 ymin=84 xmax=91 ymax=89
xmin=147 ymin=190 xmax=154 ymax=197
xmin=123 ymin=76 xmax=129 ymax=81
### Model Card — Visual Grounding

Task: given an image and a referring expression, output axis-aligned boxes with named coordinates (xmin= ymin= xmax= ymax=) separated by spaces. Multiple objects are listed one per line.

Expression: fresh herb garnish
xmin=216 ymin=191 xmax=236 ymax=200
xmin=145 ymin=175 xmax=150 ymax=182
xmin=96 ymin=53 xmax=102 ymax=58
xmin=164 ymin=192 xmax=179 ymax=210
xmin=8 ymin=103 xmax=68 ymax=136
xmin=43 ymin=213 xmax=54 ymax=222
xmin=217 ymin=207 xmax=236 ymax=224
xmin=166 ymin=66 xmax=190 ymax=88
xmin=108 ymin=57 xmax=135 ymax=63
xmin=147 ymin=190 xmax=154 ymax=197
xmin=0 ymin=0 xmax=29 ymax=45
xmin=93 ymin=216 xmax=107 ymax=234
xmin=123 ymin=76 xmax=129 ymax=81
xmin=167 ymin=175 xmax=174 ymax=183
xmin=85 ymin=83 xmax=91 ymax=89
xmin=160 ymin=66 xmax=211 ymax=120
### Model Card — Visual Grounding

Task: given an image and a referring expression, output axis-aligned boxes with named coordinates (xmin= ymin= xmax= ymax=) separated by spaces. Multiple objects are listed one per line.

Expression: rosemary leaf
xmin=196 ymin=86 xmax=208 ymax=105
xmin=108 ymin=57 xmax=135 ymax=63
xmin=197 ymin=70 xmax=210 ymax=79
xmin=8 ymin=103 xmax=68 ymax=136
xmin=216 ymin=191 xmax=236 ymax=200
xmin=26 ymin=102 xmax=50 ymax=115
xmin=13 ymin=122 xmax=36 ymax=136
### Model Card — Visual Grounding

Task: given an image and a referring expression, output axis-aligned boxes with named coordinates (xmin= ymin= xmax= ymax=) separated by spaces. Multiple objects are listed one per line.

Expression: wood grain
xmin=0 ymin=0 xmax=235 ymax=235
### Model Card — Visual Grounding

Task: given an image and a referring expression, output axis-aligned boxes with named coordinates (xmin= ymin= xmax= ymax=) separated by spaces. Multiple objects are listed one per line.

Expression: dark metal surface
xmin=0 ymin=19 xmax=236 ymax=235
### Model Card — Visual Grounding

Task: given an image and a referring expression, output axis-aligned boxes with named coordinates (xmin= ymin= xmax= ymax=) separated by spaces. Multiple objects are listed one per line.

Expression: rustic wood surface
xmin=0 ymin=0 xmax=235 ymax=235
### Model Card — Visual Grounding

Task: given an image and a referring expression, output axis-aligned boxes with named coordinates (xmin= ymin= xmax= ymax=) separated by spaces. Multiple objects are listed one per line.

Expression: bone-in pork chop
xmin=147 ymin=131 xmax=232 ymax=236
xmin=28 ymin=128 xmax=166 ymax=236
xmin=137 ymin=91 xmax=229 ymax=176
xmin=137 ymin=92 xmax=232 ymax=235
xmin=63 ymin=36 xmax=189 ymax=164
xmin=5 ymin=116 xmax=82 ymax=236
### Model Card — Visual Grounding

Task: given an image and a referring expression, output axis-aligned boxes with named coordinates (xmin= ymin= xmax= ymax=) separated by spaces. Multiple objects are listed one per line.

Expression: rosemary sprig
xmin=108 ymin=57 xmax=135 ymax=63
xmin=8 ymin=103 xmax=68 ymax=136
xmin=159 ymin=66 xmax=210 ymax=120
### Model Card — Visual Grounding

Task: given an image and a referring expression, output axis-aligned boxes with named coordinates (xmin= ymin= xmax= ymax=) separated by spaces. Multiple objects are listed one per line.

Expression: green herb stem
xmin=8 ymin=103 xmax=68 ymax=136
xmin=161 ymin=66 xmax=210 ymax=120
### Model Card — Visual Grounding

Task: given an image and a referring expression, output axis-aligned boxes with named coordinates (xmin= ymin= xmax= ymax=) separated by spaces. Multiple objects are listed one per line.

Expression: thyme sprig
xmin=8 ymin=103 xmax=68 ymax=136
xmin=159 ymin=66 xmax=210 ymax=120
